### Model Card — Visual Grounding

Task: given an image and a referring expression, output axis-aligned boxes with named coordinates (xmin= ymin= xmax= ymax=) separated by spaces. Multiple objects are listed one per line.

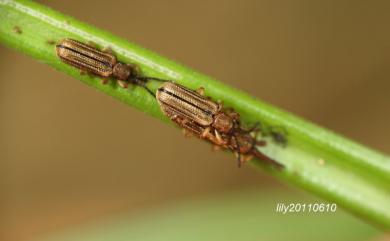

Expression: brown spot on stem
xmin=46 ymin=40 xmax=56 ymax=45
xmin=13 ymin=26 xmax=22 ymax=34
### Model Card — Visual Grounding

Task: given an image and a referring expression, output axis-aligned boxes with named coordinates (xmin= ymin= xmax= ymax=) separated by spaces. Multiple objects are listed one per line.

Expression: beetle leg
xmin=226 ymin=106 xmax=244 ymax=116
xmin=101 ymin=46 xmax=114 ymax=54
xmin=200 ymin=127 xmax=221 ymax=145
xmin=180 ymin=119 xmax=193 ymax=135
xmin=200 ymin=127 xmax=211 ymax=139
xmin=174 ymin=117 xmax=191 ymax=130
xmin=224 ymin=106 xmax=241 ymax=123
xmin=196 ymin=87 xmax=205 ymax=95
xmin=180 ymin=118 xmax=190 ymax=125
xmin=118 ymin=80 xmax=128 ymax=88
xmin=241 ymin=122 xmax=259 ymax=134
xmin=195 ymin=86 xmax=217 ymax=102
xmin=79 ymin=70 xmax=96 ymax=79
xmin=236 ymin=152 xmax=243 ymax=167
xmin=170 ymin=114 xmax=179 ymax=122
xmin=243 ymin=154 xmax=253 ymax=163
xmin=232 ymin=134 xmax=242 ymax=167
xmin=252 ymin=149 xmax=284 ymax=170
xmin=182 ymin=128 xmax=193 ymax=138
xmin=86 ymin=41 xmax=98 ymax=48
xmin=248 ymin=128 xmax=266 ymax=147
xmin=201 ymin=127 xmax=219 ymax=143
xmin=172 ymin=116 xmax=183 ymax=124
xmin=213 ymin=129 xmax=227 ymax=146
xmin=215 ymin=101 xmax=224 ymax=111
xmin=101 ymin=78 xmax=109 ymax=85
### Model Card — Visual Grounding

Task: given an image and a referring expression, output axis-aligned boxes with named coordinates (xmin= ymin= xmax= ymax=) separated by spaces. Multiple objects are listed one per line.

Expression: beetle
xmin=156 ymin=82 xmax=284 ymax=168
xmin=56 ymin=38 xmax=162 ymax=95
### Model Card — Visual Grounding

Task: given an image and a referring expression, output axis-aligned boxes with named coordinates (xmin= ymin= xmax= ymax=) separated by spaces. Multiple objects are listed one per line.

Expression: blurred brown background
xmin=1 ymin=0 xmax=389 ymax=240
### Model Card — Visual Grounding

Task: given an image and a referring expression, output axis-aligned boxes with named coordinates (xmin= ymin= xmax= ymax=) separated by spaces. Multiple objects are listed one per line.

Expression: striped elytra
xmin=156 ymin=82 xmax=220 ymax=126
xmin=56 ymin=38 xmax=116 ymax=77
xmin=55 ymin=38 xmax=169 ymax=94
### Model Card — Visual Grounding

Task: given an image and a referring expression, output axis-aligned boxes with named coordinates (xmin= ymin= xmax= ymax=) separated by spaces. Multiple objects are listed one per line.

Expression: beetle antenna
xmin=241 ymin=122 xmax=260 ymax=134
xmin=232 ymin=134 xmax=242 ymax=167
xmin=252 ymin=148 xmax=284 ymax=170
xmin=131 ymin=77 xmax=156 ymax=97
xmin=136 ymin=76 xmax=168 ymax=82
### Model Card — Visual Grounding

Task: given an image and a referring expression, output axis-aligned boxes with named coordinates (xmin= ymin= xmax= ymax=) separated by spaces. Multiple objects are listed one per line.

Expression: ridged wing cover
xmin=156 ymin=82 xmax=220 ymax=127
xmin=56 ymin=38 xmax=116 ymax=77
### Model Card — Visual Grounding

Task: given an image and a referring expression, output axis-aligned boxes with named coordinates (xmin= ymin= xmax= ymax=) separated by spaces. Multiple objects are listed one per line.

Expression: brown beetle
xmin=156 ymin=82 xmax=284 ymax=168
xmin=56 ymin=38 xmax=162 ymax=95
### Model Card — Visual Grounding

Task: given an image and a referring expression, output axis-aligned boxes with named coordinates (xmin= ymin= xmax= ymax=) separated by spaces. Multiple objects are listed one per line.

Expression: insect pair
xmin=56 ymin=38 xmax=284 ymax=169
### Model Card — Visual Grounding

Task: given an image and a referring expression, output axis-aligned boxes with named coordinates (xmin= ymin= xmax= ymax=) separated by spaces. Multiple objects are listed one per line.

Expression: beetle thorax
xmin=212 ymin=113 xmax=234 ymax=133
xmin=113 ymin=63 xmax=131 ymax=80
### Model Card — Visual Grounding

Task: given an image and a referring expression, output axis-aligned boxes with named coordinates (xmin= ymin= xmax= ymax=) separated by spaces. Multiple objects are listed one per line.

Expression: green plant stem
xmin=1 ymin=0 xmax=389 ymax=229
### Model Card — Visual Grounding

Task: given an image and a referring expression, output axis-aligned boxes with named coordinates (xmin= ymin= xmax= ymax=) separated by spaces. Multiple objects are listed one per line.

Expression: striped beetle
xmin=156 ymin=82 xmax=284 ymax=168
xmin=56 ymin=38 xmax=163 ymax=95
